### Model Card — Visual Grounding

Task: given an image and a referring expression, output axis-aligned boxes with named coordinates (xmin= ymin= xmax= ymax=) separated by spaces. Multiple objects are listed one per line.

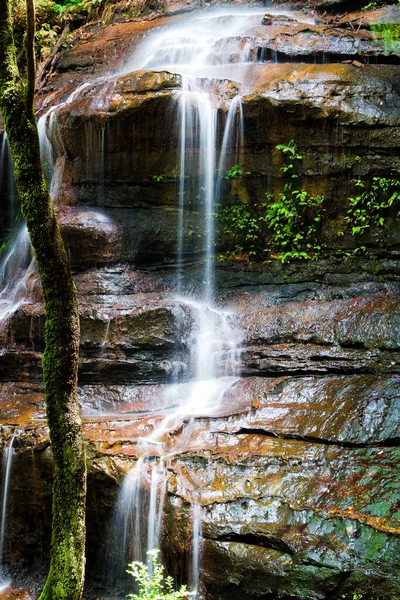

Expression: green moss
xmin=365 ymin=501 xmax=393 ymax=518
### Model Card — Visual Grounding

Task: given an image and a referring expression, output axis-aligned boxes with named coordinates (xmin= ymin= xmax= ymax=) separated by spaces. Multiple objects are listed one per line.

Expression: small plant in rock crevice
xmin=361 ymin=2 xmax=377 ymax=10
xmin=152 ymin=166 xmax=180 ymax=183
xmin=152 ymin=173 xmax=167 ymax=183
xmin=217 ymin=142 xmax=325 ymax=263
xmin=345 ymin=176 xmax=400 ymax=237
xmin=216 ymin=201 xmax=267 ymax=259
xmin=225 ymin=165 xmax=251 ymax=180
xmin=127 ymin=549 xmax=193 ymax=600
xmin=275 ymin=139 xmax=303 ymax=171
xmin=264 ymin=141 xmax=325 ymax=263
xmin=338 ymin=175 xmax=400 ymax=257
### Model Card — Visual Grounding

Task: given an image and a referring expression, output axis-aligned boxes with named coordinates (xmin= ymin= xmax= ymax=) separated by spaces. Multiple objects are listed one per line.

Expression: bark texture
xmin=0 ymin=1 xmax=86 ymax=598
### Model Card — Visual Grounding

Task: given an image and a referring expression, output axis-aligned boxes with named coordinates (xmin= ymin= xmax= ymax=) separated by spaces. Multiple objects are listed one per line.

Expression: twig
xmin=36 ymin=23 xmax=71 ymax=91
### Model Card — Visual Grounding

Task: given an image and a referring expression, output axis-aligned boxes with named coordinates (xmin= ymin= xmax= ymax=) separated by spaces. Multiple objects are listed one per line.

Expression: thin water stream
xmin=0 ymin=132 xmax=35 ymax=326
xmin=0 ymin=227 xmax=35 ymax=324
xmin=0 ymin=81 xmax=97 ymax=327
xmin=0 ymin=431 xmax=19 ymax=591
xmin=0 ymin=135 xmax=17 ymax=235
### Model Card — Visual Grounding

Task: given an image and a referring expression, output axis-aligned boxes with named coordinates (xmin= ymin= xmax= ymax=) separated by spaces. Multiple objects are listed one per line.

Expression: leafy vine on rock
xmin=342 ymin=176 xmax=400 ymax=238
xmin=217 ymin=141 xmax=325 ymax=263
xmin=264 ymin=141 xmax=325 ymax=263
xmin=217 ymin=141 xmax=400 ymax=263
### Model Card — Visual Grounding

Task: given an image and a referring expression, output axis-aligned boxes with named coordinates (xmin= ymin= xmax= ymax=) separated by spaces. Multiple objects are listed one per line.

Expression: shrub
xmin=127 ymin=549 xmax=193 ymax=600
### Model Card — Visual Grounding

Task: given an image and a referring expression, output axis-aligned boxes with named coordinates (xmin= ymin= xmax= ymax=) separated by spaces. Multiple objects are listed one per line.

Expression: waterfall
xmin=2 ymin=13 xmax=266 ymax=593
xmin=0 ymin=113 xmax=52 ymax=326
xmin=0 ymin=132 xmax=35 ymax=326
xmin=0 ymin=226 xmax=35 ymax=324
xmin=218 ymin=95 xmax=244 ymax=179
xmin=38 ymin=110 xmax=57 ymax=188
xmin=191 ymin=502 xmax=202 ymax=599
xmin=0 ymin=82 xmax=95 ymax=327
xmin=146 ymin=461 xmax=167 ymax=572
xmin=177 ymin=83 xmax=217 ymax=299
xmin=0 ymin=431 xmax=19 ymax=591
xmin=106 ymin=11 xmax=274 ymax=595
xmin=38 ymin=81 xmax=93 ymax=195
xmin=0 ymin=134 xmax=17 ymax=234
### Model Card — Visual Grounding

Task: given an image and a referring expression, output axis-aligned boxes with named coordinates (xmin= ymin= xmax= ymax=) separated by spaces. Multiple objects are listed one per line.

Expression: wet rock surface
xmin=1 ymin=4 xmax=400 ymax=600
xmin=1 ymin=269 xmax=400 ymax=599
xmin=29 ymin=5 xmax=400 ymax=267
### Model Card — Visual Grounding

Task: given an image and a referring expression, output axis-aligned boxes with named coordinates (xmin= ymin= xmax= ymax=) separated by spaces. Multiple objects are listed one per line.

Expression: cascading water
xmin=0 ymin=134 xmax=17 ymax=235
xmin=106 ymin=298 xmax=240 ymax=594
xmin=104 ymin=9 xmax=292 ymax=596
xmin=0 ymin=226 xmax=35 ymax=324
xmin=0 ymin=431 xmax=19 ymax=591
xmin=0 ymin=107 xmax=62 ymax=326
xmin=124 ymin=8 xmax=272 ymax=297
xmin=38 ymin=81 xmax=94 ymax=192
xmin=0 ymin=82 xmax=95 ymax=328
xmin=0 ymin=132 xmax=36 ymax=326
xmin=191 ymin=502 xmax=202 ymax=597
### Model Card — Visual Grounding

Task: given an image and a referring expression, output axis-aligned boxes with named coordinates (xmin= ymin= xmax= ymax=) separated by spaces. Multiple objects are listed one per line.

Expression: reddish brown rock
xmin=1 ymin=6 xmax=400 ymax=600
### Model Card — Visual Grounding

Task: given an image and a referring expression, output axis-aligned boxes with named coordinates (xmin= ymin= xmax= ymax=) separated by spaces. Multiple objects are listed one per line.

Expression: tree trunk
xmin=0 ymin=1 xmax=86 ymax=598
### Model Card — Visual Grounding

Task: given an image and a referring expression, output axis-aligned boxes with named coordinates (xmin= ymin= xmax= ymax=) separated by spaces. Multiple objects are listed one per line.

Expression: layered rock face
xmin=0 ymin=4 xmax=400 ymax=600
xmin=34 ymin=4 xmax=400 ymax=264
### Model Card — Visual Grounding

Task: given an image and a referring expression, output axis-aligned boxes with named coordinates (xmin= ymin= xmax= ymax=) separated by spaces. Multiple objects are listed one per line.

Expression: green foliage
xmin=0 ymin=213 xmax=23 ymax=259
xmin=265 ymin=187 xmax=325 ymax=263
xmin=217 ymin=142 xmax=325 ymax=263
xmin=340 ymin=154 xmax=361 ymax=168
xmin=217 ymin=201 xmax=266 ymax=258
xmin=0 ymin=239 xmax=10 ymax=258
xmin=152 ymin=166 xmax=179 ymax=183
xmin=35 ymin=22 xmax=60 ymax=59
xmin=219 ymin=145 xmax=399 ymax=264
xmin=12 ymin=0 xmax=165 ymax=60
xmin=371 ymin=21 xmax=400 ymax=53
xmin=0 ymin=232 xmax=15 ymax=258
xmin=127 ymin=550 xmax=193 ymax=600
xmin=265 ymin=141 xmax=325 ymax=262
xmin=275 ymin=140 xmax=303 ymax=176
xmin=53 ymin=0 xmax=90 ymax=16
xmin=152 ymin=173 xmax=167 ymax=183
xmin=12 ymin=0 xmax=116 ymax=60
xmin=341 ymin=176 xmax=400 ymax=239
xmin=367 ymin=1 xmax=400 ymax=54
xmin=12 ymin=0 xmax=67 ymax=59
xmin=225 ymin=165 xmax=251 ymax=180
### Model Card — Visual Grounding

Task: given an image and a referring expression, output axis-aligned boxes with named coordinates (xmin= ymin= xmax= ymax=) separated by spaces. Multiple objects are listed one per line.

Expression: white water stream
xmin=0 ymin=132 xmax=35 ymax=326
xmin=0 ymin=226 xmax=35 ymax=324
xmin=0 ymin=431 xmax=19 ymax=591
xmin=107 ymin=297 xmax=240 ymax=592
xmin=106 ymin=9 xmax=283 ymax=595
xmin=0 ymin=135 xmax=17 ymax=233
xmin=0 ymin=81 xmax=97 ymax=327
xmin=191 ymin=502 xmax=202 ymax=595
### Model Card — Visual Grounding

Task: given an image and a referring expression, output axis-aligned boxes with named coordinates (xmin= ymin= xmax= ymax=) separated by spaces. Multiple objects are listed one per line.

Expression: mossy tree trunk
xmin=0 ymin=1 xmax=86 ymax=598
